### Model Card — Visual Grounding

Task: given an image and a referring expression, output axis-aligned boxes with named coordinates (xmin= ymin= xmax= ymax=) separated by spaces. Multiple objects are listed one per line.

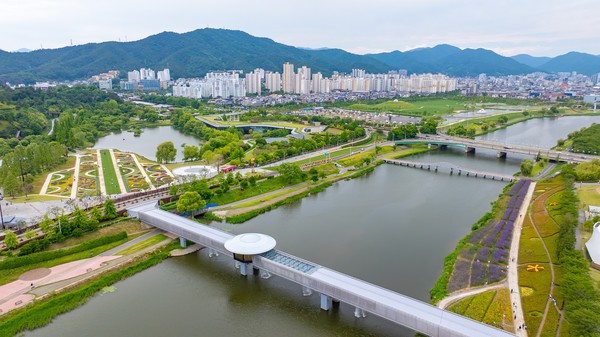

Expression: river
xmin=25 ymin=115 xmax=600 ymax=337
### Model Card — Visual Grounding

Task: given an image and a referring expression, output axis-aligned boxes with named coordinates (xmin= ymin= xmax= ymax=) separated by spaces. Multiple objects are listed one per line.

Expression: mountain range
xmin=0 ymin=28 xmax=599 ymax=84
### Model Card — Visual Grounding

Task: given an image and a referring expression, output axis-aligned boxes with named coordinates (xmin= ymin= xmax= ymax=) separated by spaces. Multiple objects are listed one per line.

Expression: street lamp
xmin=18 ymin=157 xmax=27 ymax=183
xmin=0 ymin=194 xmax=4 ymax=230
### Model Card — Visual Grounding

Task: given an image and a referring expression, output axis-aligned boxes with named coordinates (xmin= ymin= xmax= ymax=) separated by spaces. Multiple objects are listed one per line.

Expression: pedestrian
xmin=30 ymin=283 xmax=34 ymax=288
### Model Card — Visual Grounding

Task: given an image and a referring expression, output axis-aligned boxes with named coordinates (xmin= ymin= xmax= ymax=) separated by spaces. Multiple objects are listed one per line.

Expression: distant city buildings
xmin=173 ymin=71 xmax=246 ymax=98
xmin=247 ymin=63 xmax=456 ymax=95
xmin=122 ymin=67 xmax=171 ymax=91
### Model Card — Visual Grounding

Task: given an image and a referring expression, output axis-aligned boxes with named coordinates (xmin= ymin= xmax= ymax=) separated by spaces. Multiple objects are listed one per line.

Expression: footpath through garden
xmin=508 ymin=181 xmax=536 ymax=337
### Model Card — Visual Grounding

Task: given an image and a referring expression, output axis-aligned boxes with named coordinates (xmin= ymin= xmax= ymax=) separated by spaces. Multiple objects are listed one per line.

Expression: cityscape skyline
xmin=1 ymin=0 xmax=599 ymax=57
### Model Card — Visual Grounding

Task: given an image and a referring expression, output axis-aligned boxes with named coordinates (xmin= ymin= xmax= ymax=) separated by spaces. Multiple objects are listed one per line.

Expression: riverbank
xmin=0 ymin=230 xmax=175 ymax=337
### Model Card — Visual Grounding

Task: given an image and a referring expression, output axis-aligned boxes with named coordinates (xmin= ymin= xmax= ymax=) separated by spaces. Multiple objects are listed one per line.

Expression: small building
xmin=586 ymin=222 xmax=600 ymax=269
xmin=589 ymin=205 xmax=600 ymax=218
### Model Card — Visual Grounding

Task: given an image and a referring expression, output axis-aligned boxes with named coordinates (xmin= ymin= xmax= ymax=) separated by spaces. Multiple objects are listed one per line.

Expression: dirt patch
xmin=19 ymin=268 xmax=51 ymax=281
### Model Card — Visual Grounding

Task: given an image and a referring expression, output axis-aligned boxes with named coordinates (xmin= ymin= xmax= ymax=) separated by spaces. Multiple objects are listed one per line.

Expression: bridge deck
xmin=261 ymin=250 xmax=318 ymax=274
xmin=128 ymin=202 xmax=515 ymax=337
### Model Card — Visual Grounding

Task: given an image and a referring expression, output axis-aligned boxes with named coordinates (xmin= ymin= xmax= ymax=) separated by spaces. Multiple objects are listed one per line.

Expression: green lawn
xmin=115 ymin=234 xmax=168 ymax=255
xmin=209 ymin=176 xmax=294 ymax=205
xmin=99 ymin=149 xmax=121 ymax=194
xmin=577 ymin=184 xmax=600 ymax=207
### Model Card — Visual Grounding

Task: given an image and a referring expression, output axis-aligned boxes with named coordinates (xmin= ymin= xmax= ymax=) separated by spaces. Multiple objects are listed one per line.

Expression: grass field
xmin=577 ymin=184 xmax=600 ymax=207
xmin=345 ymin=98 xmax=537 ymax=117
xmin=99 ymin=150 xmax=121 ymax=194
xmin=116 ymin=234 xmax=168 ymax=255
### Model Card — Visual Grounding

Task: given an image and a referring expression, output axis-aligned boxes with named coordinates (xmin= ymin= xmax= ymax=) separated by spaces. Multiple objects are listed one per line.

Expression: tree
xmin=520 ymin=159 xmax=534 ymax=176
xmin=183 ymin=145 xmax=199 ymax=162
xmin=278 ymin=163 xmax=305 ymax=184
xmin=156 ymin=141 xmax=177 ymax=164
xmin=176 ymin=191 xmax=206 ymax=217
xmin=2 ymin=171 xmax=19 ymax=198
xmin=25 ymin=229 xmax=36 ymax=240
xmin=4 ymin=230 xmax=18 ymax=250
xmin=103 ymin=199 xmax=118 ymax=220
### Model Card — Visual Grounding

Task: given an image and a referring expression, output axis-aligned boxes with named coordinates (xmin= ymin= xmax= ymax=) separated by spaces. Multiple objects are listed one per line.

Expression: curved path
xmin=437 ymin=282 xmax=506 ymax=309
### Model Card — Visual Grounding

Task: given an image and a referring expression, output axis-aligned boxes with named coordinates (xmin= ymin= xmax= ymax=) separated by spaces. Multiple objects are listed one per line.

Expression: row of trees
xmin=550 ymin=175 xmax=600 ymax=335
xmin=3 ymin=199 xmax=118 ymax=251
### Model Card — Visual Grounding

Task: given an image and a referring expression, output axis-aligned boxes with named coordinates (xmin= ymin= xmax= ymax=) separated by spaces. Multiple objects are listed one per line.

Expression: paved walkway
xmin=508 ymin=181 xmax=536 ymax=337
xmin=131 ymin=153 xmax=155 ymax=190
xmin=437 ymin=283 xmax=506 ymax=309
xmin=0 ymin=230 xmax=170 ymax=316
xmin=70 ymin=154 xmax=81 ymax=199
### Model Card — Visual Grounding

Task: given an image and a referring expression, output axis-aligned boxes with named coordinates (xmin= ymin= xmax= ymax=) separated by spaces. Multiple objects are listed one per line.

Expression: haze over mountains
xmin=0 ymin=28 xmax=599 ymax=84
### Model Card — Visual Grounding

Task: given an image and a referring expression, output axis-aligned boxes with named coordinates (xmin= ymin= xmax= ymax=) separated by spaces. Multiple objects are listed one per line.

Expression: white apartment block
xmin=173 ymin=71 xmax=246 ymax=99
xmin=265 ymin=71 xmax=281 ymax=92
xmin=157 ymin=69 xmax=171 ymax=82
xmin=282 ymin=62 xmax=295 ymax=93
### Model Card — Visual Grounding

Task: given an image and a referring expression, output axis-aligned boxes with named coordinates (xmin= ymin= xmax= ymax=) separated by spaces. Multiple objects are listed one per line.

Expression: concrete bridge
xmin=396 ymin=135 xmax=597 ymax=163
xmin=383 ymin=158 xmax=517 ymax=182
xmin=128 ymin=202 xmax=515 ymax=337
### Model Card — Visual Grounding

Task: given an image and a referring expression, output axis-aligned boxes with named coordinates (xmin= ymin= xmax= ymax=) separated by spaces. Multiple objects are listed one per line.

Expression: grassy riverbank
xmin=0 ymin=240 xmax=178 ymax=337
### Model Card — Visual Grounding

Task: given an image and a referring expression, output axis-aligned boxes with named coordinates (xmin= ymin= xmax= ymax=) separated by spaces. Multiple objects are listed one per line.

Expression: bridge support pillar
xmin=354 ymin=307 xmax=366 ymax=318
xmin=237 ymin=262 xmax=249 ymax=276
xmin=497 ymin=151 xmax=507 ymax=159
xmin=208 ymin=248 xmax=219 ymax=258
xmin=320 ymin=294 xmax=331 ymax=311
xmin=179 ymin=237 xmax=187 ymax=248
xmin=302 ymin=286 xmax=313 ymax=297
xmin=260 ymin=270 xmax=272 ymax=279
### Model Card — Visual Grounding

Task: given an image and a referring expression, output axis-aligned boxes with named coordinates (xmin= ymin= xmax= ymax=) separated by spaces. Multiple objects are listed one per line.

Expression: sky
xmin=1 ymin=0 xmax=599 ymax=57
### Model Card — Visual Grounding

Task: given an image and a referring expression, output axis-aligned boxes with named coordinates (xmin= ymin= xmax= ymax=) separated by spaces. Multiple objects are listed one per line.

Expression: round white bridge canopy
xmin=224 ymin=233 xmax=276 ymax=255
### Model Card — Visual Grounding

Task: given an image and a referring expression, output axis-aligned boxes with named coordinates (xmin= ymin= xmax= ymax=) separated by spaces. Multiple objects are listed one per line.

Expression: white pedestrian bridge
xmin=128 ymin=202 xmax=515 ymax=337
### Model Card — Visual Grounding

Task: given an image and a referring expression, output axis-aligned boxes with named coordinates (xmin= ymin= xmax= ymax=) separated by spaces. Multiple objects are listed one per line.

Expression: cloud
xmin=0 ymin=0 xmax=599 ymax=56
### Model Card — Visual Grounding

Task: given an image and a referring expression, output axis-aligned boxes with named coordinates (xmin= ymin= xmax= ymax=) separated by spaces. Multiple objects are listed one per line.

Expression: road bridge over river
xmin=128 ymin=202 xmax=515 ymax=337
xmin=396 ymin=135 xmax=597 ymax=163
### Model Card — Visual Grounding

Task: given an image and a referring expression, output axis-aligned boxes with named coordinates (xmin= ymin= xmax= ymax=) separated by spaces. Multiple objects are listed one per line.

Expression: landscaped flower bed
xmin=76 ymin=154 xmax=99 ymax=197
xmin=142 ymin=163 xmax=174 ymax=187
xmin=46 ymin=170 xmax=74 ymax=197
xmin=448 ymin=180 xmax=531 ymax=291
xmin=116 ymin=152 xmax=150 ymax=192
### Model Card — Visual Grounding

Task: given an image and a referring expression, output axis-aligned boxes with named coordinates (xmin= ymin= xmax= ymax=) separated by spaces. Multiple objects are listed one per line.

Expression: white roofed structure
xmin=586 ymin=222 xmax=600 ymax=267
xmin=225 ymin=233 xmax=276 ymax=255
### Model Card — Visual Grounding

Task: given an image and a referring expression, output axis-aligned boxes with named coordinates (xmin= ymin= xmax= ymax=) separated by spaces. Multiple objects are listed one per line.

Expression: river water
xmin=25 ymin=115 xmax=600 ymax=337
